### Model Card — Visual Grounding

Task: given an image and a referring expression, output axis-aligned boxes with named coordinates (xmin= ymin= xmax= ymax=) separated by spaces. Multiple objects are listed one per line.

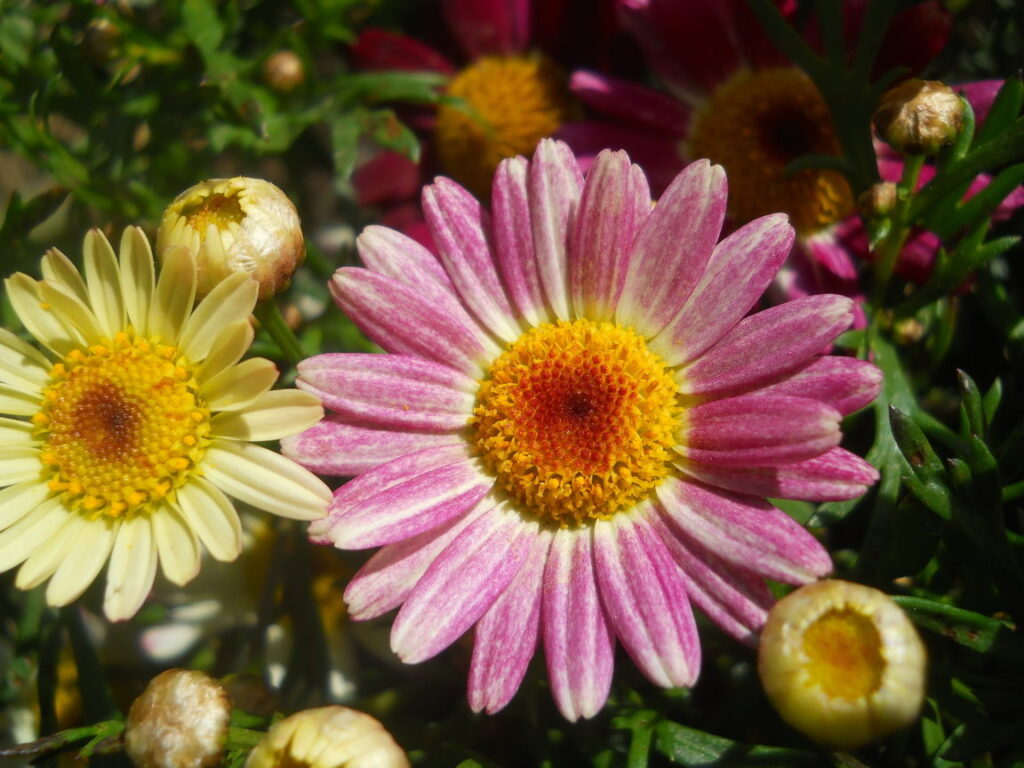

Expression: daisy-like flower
xmin=285 ymin=140 xmax=881 ymax=720
xmin=0 ymin=228 xmax=331 ymax=621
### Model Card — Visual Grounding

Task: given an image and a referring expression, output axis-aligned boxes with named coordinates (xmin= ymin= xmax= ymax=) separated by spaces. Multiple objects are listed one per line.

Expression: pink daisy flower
xmin=284 ymin=140 xmax=881 ymax=720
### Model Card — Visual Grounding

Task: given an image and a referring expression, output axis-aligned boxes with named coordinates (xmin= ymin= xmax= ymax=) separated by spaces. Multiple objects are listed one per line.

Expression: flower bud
xmin=124 ymin=669 xmax=231 ymax=768
xmin=857 ymin=181 xmax=899 ymax=220
xmin=157 ymin=177 xmax=304 ymax=299
xmin=263 ymin=50 xmax=305 ymax=93
xmin=244 ymin=707 xmax=409 ymax=768
xmin=873 ymin=79 xmax=964 ymax=155
xmin=758 ymin=580 xmax=927 ymax=750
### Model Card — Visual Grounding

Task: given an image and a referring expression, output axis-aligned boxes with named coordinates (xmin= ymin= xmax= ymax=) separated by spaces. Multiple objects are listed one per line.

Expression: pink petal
xmin=752 ymin=356 xmax=882 ymax=415
xmin=296 ymin=353 xmax=475 ymax=432
xmin=677 ymin=446 xmax=879 ymax=501
xmin=492 ymin=156 xmax=547 ymax=326
xmin=682 ymin=394 xmax=841 ymax=467
xmin=679 ymin=294 xmax=855 ymax=396
xmin=593 ymin=509 xmax=699 ymax=688
xmin=656 ymin=477 xmax=832 ymax=584
xmin=391 ymin=506 xmax=535 ymax=663
xmin=442 ymin=0 xmax=530 ymax=58
xmin=343 ymin=497 xmax=493 ymax=620
xmin=356 ymin=225 xmax=453 ymax=293
xmin=542 ymin=527 xmax=614 ymax=721
xmin=617 ymin=159 xmax=726 ymax=335
xmin=282 ymin=416 xmax=461 ymax=478
xmin=423 ymin=178 xmax=521 ymax=342
xmin=570 ymin=149 xmax=651 ymax=321
xmin=569 ymin=70 xmax=691 ymax=135
xmin=955 ymin=79 xmax=1004 ymax=126
xmin=468 ymin=527 xmax=553 ymax=714
xmin=651 ymin=213 xmax=794 ymax=366
xmin=353 ymin=151 xmax=423 ymax=207
xmin=349 ymin=28 xmax=455 ymax=74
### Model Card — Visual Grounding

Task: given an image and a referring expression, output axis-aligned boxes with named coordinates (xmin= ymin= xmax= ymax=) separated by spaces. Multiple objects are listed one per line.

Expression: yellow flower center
xmin=802 ymin=608 xmax=885 ymax=700
xmin=435 ymin=53 xmax=574 ymax=198
xmin=179 ymin=188 xmax=245 ymax=233
xmin=688 ymin=67 xmax=854 ymax=236
xmin=34 ymin=332 xmax=211 ymax=518
xmin=471 ymin=319 xmax=681 ymax=526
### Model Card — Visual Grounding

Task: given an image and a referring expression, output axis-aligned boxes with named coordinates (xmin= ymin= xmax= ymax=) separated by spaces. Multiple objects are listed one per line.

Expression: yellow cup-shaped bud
xmin=124 ymin=669 xmax=232 ymax=768
xmin=157 ymin=177 xmax=304 ymax=299
xmin=244 ymin=706 xmax=409 ymax=768
xmin=758 ymin=579 xmax=927 ymax=750
xmin=873 ymin=79 xmax=965 ymax=155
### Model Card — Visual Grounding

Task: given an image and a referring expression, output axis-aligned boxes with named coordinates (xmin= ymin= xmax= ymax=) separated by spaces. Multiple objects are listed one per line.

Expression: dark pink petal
xmin=680 ymin=294 xmax=855 ymax=396
xmin=391 ymin=506 xmax=534 ymax=663
xmin=343 ymin=497 xmax=493 ymax=619
xmin=957 ymin=80 xmax=1008 ymax=126
xmin=656 ymin=477 xmax=832 ymax=584
xmin=493 ymin=156 xmax=547 ymax=326
xmin=804 ymin=229 xmax=859 ymax=281
xmin=282 ymin=416 xmax=461 ymax=479
xmin=841 ymin=1 xmax=951 ymax=79
xmin=349 ymin=28 xmax=456 ymax=74
xmin=542 ymin=527 xmax=614 ymax=721
xmin=617 ymin=160 xmax=726 ymax=336
xmin=331 ymin=268 xmax=495 ymax=377
xmin=648 ymin=510 xmax=774 ymax=643
xmin=529 ymin=139 xmax=584 ymax=320
xmin=677 ymin=446 xmax=879 ymax=501
xmin=469 ymin=527 xmax=553 ymax=714
xmin=442 ymin=0 xmax=530 ymax=58
xmin=313 ymin=445 xmax=493 ymax=549
xmin=423 ymin=178 xmax=520 ymax=342
xmin=297 ymin=354 xmax=474 ymax=432
xmin=357 ymin=225 xmax=452 ymax=293
xmin=651 ymin=214 xmax=794 ymax=366
xmin=593 ymin=509 xmax=699 ymax=688
xmin=569 ymin=70 xmax=691 ymax=135
xmin=353 ymin=150 xmax=423 ymax=207
xmin=570 ymin=150 xmax=651 ymax=321
xmin=752 ymin=356 xmax=882 ymax=415
xmin=682 ymin=394 xmax=841 ymax=467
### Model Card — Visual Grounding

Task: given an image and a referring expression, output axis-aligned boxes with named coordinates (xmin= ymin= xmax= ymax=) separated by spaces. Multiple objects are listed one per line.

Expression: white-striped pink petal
xmin=492 ymin=156 xmax=547 ymax=326
xmin=356 ymin=225 xmax=453 ymax=292
xmin=750 ymin=356 xmax=882 ymax=415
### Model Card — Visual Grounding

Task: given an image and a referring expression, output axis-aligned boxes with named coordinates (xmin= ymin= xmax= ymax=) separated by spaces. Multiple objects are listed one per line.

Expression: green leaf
xmin=892 ymin=596 xmax=1017 ymax=655
xmin=182 ymin=0 xmax=224 ymax=54
xmin=889 ymin=405 xmax=952 ymax=520
xmin=334 ymin=71 xmax=448 ymax=105
xmin=973 ymin=75 xmax=1023 ymax=147
xmin=653 ymin=721 xmax=819 ymax=767
xmin=931 ymin=163 xmax=1024 ymax=239
xmin=956 ymin=369 xmax=986 ymax=439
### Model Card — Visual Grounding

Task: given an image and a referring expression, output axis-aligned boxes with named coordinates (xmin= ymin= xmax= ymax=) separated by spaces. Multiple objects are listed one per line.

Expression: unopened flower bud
xmin=84 ymin=19 xmax=121 ymax=66
xmin=758 ymin=579 xmax=926 ymax=750
xmin=873 ymin=79 xmax=964 ymax=155
xmin=244 ymin=706 xmax=409 ymax=768
xmin=157 ymin=177 xmax=304 ymax=299
xmin=857 ymin=181 xmax=899 ymax=220
xmin=124 ymin=669 xmax=231 ymax=768
xmin=263 ymin=50 xmax=305 ymax=93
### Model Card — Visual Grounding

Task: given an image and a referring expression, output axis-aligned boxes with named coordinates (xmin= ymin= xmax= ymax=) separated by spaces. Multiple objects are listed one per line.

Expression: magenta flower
xmin=285 ymin=140 xmax=881 ymax=720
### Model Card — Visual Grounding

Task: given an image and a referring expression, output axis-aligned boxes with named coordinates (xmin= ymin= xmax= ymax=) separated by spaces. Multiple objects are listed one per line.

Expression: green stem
xmin=872 ymin=154 xmax=926 ymax=300
xmin=1002 ymin=480 xmax=1024 ymax=502
xmin=254 ymin=300 xmax=305 ymax=365
xmin=61 ymin=605 xmax=119 ymax=721
xmin=626 ymin=723 xmax=654 ymax=768
xmin=227 ymin=726 xmax=266 ymax=751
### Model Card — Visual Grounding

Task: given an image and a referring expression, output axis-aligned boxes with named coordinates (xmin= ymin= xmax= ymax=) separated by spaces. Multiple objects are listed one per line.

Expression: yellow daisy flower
xmin=0 ymin=227 xmax=331 ymax=621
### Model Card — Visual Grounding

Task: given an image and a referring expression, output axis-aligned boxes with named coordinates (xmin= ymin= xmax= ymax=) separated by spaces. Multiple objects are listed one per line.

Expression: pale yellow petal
xmin=212 ymin=389 xmax=323 ymax=441
xmin=5 ymin=273 xmax=85 ymax=356
xmin=196 ymin=321 xmax=254 ymax=383
xmin=200 ymin=358 xmax=278 ymax=412
xmin=149 ymin=246 xmax=197 ymax=345
xmin=46 ymin=516 xmax=117 ymax=606
xmin=0 ymin=446 xmax=45 ymax=486
xmin=175 ymin=477 xmax=242 ymax=562
xmin=0 ymin=384 xmax=44 ymax=416
xmin=16 ymin=511 xmax=88 ymax=590
xmin=104 ymin=514 xmax=157 ymax=621
xmin=39 ymin=281 xmax=106 ymax=344
xmin=153 ymin=506 xmax=201 ymax=586
xmin=0 ymin=481 xmax=52 ymax=530
xmin=0 ymin=327 xmax=51 ymax=393
xmin=83 ymin=229 xmax=126 ymax=339
xmin=178 ymin=273 xmax=257 ymax=363
xmin=0 ymin=496 xmax=65 ymax=572
xmin=41 ymin=247 xmax=89 ymax=305
xmin=119 ymin=227 xmax=156 ymax=337
xmin=202 ymin=439 xmax=330 ymax=521
xmin=0 ymin=417 xmax=36 ymax=446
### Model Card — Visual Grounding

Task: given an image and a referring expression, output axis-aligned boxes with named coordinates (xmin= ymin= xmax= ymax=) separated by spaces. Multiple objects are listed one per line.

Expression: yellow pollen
xmin=688 ymin=67 xmax=854 ymax=236
xmin=471 ymin=319 xmax=680 ymax=526
xmin=179 ymin=190 xmax=246 ymax=233
xmin=802 ymin=608 xmax=885 ymax=700
xmin=35 ymin=332 xmax=211 ymax=518
xmin=435 ymin=53 xmax=575 ymax=198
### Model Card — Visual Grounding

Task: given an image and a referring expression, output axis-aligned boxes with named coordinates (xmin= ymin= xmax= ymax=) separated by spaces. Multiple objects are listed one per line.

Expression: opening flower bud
xmin=157 ymin=177 xmax=304 ymax=299
xmin=758 ymin=579 xmax=927 ymax=750
xmin=244 ymin=706 xmax=409 ymax=768
xmin=124 ymin=669 xmax=231 ymax=768
xmin=873 ymin=79 xmax=965 ymax=155
xmin=263 ymin=50 xmax=305 ymax=93
xmin=857 ymin=181 xmax=899 ymax=220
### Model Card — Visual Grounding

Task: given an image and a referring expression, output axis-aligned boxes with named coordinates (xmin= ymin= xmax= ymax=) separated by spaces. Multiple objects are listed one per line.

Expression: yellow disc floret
xmin=34 ymin=332 xmax=210 ymax=518
xmin=471 ymin=319 xmax=680 ymax=526
xmin=435 ymin=54 xmax=574 ymax=198
xmin=688 ymin=67 xmax=854 ymax=236
xmin=802 ymin=608 xmax=884 ymax=700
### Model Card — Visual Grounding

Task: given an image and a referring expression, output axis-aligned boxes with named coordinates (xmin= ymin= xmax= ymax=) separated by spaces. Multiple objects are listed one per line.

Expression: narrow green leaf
xmin=956 ymin=369 xmax=986 ymax=439
xmin=182 ymin=0 xmax=224 ymax=54
xmin=931 ymin=163 xmax=1024 ymax=239
xmin=889 ymin=406 xmax=952 ymax=520
xmin=973 ymin=75 xmax=1023 ymax=147
xmin=783 ymin=152 xmax=857 ymax=177
xmin=891 ymin=596 xmax=1016 ymax=655
xmin=653 ymin=721 xmax=819 ymax=767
